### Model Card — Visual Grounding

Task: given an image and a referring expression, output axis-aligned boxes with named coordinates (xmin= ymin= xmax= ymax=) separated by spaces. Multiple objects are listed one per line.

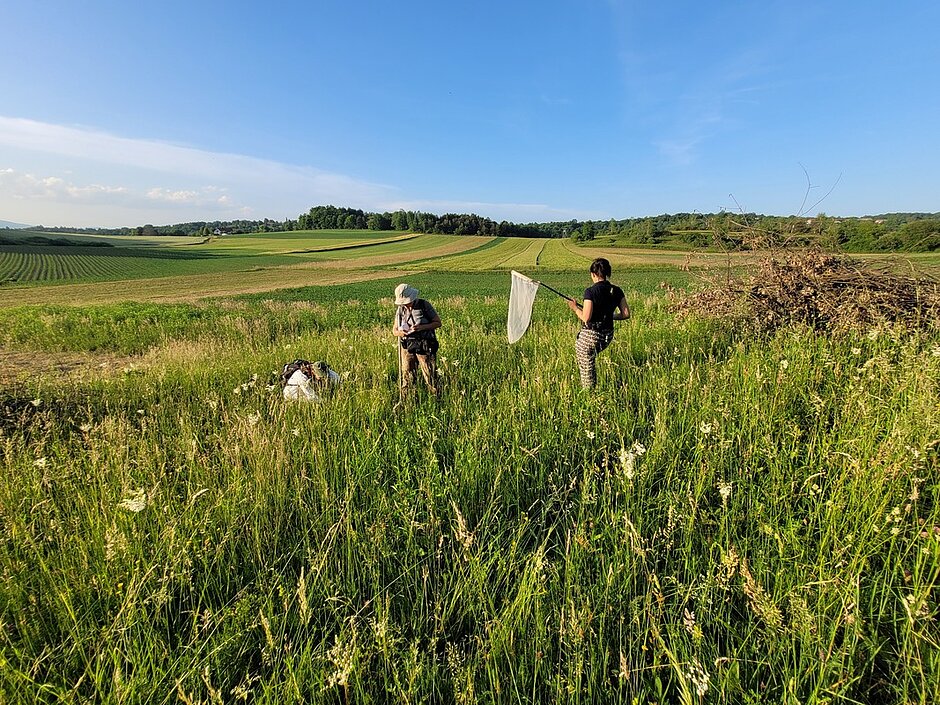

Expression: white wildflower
xmin=685 ymin=659 xmax=710 ymax=698
xmin=682 ymin=607 xmax=697 ymax=634
xmin=718 ymin=480 xmax=732 ymax=507
xmin=619 ymin=447 xmax=636 ymax=480
xmin=851 ymin=347 xmax=862 ymax=355
xmin=292 ymin=428 xmax=301 ymax=437
xmin=33 ymin=457 xmax=48 ymax=468
xmin=118 ymin=488 xmax=148 ymax=513
xmin=325 ymin=635 xmax=355 ymax=688
xmin=699 ymin=421 xmax=713 ymax=436
xmin=247 ymin=412 xmax=261 ymax=427
xmin=30 ymin=398 xmax=42 ymax=407
xmin=618 ymin=441 xmax=646 ymax=481
xmin=136 ymin=409 xmax=145 ymax=415
xmin=585 ymin=431 xmax=596 ymax=440
xmin=779 ymin=359 xmax=789 ymax=370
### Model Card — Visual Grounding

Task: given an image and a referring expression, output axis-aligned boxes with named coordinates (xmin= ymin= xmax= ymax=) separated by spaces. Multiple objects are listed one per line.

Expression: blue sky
xmin=1 ymin=0 xmax=938 ymax=227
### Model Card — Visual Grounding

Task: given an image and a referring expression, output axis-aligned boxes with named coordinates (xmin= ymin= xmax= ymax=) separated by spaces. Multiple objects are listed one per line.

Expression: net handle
xmin=511 ymin=271 xmax=581 ymax=307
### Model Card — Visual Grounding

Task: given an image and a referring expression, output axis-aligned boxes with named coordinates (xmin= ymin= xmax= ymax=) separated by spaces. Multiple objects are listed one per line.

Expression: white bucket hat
xmin=394 ymin=283 xmax=419 ymax=305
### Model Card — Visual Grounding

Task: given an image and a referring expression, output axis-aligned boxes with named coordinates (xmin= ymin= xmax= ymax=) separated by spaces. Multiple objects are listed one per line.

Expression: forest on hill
xmin=9 ymin=206 xmax=940 ymax=252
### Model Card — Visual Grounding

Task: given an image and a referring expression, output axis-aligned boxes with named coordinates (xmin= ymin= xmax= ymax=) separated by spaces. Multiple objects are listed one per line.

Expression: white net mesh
xmin=507 ymin=270 xmax=540 ymax=343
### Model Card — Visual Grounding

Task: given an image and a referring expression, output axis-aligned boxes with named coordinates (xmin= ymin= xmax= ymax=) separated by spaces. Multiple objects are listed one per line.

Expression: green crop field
xmin=0 ymin=232 xmax=938 ymax=703
xmin=0 ymin=245 xmax=305 ymax=287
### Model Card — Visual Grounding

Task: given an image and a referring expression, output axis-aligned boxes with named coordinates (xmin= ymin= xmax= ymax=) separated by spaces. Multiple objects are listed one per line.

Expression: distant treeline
xmin=293 ymin=206 xmax=940 ymax=252
xmin=12 ymin=208 xmax=940 ymax=251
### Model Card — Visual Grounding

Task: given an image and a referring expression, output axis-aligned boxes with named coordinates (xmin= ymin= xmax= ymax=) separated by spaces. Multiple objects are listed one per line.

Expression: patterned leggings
xmin=575 ymin=328 xmax=614 ymax=388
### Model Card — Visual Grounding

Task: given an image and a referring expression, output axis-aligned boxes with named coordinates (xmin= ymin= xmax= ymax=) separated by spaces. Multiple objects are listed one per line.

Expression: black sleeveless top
xmin=583 ymin=281 xmax=624 ymax=331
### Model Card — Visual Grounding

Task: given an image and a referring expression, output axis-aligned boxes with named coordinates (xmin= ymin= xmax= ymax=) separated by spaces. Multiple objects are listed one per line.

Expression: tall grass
xmin=0 ymin=282 xmax=938 ymax=703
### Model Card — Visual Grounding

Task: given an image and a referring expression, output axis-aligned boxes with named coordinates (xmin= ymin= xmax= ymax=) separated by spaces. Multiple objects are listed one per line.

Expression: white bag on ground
xmin=282 ymin=369 xmax=321 ymax=401
xmin=508 ymin=270 xmax=540 ymax=343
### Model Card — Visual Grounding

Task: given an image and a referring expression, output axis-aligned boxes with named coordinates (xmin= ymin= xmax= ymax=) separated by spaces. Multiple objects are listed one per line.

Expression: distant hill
xmin=0 ymin=219 xmax=31 ymax=229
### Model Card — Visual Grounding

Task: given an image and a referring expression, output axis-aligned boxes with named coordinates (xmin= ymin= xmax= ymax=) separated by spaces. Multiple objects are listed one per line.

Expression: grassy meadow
xmin=0 ymin=232 xmax=938 ymax=703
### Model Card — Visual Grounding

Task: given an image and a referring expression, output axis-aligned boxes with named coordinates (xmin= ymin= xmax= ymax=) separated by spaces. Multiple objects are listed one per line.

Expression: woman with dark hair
xmin=567 ymin=257 xmax=630 ymax=388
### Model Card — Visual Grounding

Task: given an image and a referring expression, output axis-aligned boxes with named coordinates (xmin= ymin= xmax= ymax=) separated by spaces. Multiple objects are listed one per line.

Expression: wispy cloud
xmin=0 ymin=116 xmax=398 ymax=225
xmin=0 ymin=169 xmax=130 ymax=202
xmin=0 ymin=116 xmax=594 ymax=226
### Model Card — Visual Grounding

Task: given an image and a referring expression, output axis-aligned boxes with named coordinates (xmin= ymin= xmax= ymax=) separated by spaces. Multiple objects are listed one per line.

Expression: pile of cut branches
xmin=673 ymin=249 xmax=940 ymax=333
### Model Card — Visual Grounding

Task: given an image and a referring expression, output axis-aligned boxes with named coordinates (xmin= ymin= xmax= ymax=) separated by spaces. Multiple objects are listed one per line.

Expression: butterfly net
xmin=507 ymin=270 xmax=540 ymax=343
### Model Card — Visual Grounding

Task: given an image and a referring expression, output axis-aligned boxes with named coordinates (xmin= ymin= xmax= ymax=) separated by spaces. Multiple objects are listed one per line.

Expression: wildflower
xmin=779 ymin=359 xmax=789 ymax=370
xmin=118 ymin=488 xmax=148 ymax=513
xmin=682 ymin=607 xmax=696 ymax=634
xmin=618 ymin=442 xmax=646 ymax=481
xmin=585 ymin=431 xmax=596 ymax=440
xmin=619 ymin=447 xmax=636 ymax=480
xmin=685 ymin=659 xmax=710 ymax=698
xmin=246 ymin=412 xmax=261 ymax=427
xmin=325 ymin=634 xmax=356 ymax=689
xmin=851 ymin=347 xmax=862 ymax=355
xmin=717 ymin=480 xmax=732 ymax=507
xmin=104 ymin=523 xmax=127 ymax=561
xmin=33 ymin=457 xmax=48 ymax=468
xmin=699 ymin=421 xmax=713 ymax=436
xmin=30 ymin=398 xmax=42 ymax=407
xmin=292 ymin=428 xmax=301 ymax=437
xmin=136 ymin=409 xmax=145 ymax=415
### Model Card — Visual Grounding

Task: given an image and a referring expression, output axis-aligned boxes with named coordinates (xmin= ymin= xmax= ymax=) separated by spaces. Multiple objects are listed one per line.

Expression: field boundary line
xmin=285 ymin=233 xmax=419 ymax=255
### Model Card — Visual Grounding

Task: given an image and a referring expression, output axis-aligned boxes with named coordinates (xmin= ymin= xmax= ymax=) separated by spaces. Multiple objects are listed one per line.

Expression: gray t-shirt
xmin=396 ymin=299 xmax=439 ymax=338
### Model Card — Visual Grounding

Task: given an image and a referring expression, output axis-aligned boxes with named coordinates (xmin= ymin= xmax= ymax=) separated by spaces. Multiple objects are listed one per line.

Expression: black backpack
xmin=279 ymin=359 xmax=312 ymax=387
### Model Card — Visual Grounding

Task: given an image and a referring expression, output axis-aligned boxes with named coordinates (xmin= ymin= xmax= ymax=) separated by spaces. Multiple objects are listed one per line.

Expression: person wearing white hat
xmin=393 ymin=283 xmax=442 ymax=396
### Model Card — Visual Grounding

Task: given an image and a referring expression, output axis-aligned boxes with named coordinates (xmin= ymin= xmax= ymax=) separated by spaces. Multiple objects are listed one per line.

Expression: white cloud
xmin=0 ymin=169 xmax=129 ymax=202
xmin=0 ymin=115 xmax=593 ymax=226
xmin=0 ymin=116 xmax=401 ymax=225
